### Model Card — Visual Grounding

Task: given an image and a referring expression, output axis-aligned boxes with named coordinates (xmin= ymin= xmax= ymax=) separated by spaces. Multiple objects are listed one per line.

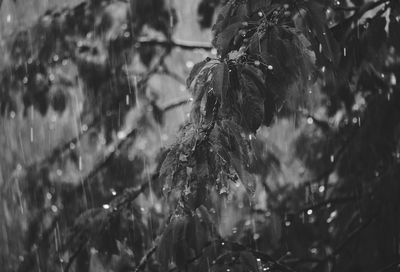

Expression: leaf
xmin=302 ymin=1 xmax=339 ymax=64
xmin=159 ymin=146 xmax=180 ymax=195
xmin=213 ymin=21 xmax=244 ymax=57
xmin=211 ymin=62 xmax=229 ymax=103
xmin=230 ymin=154 xmax=256 ymax=195
xmin=187 ymin=58 xmax=211 ymax=89
xmin=190 ymin=69 xmax=210 ymax=124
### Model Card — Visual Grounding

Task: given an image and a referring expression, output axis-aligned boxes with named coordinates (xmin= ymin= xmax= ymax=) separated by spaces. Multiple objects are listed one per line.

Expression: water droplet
xmin=6 ymin=14 xmax=11 ymax=23
xmin=186 ymin=61 xmax=194 ymax=69
xmin=117 ymin=131 xmax=126 ymax=140
xmin=267 ymin=65 xmax=273 ymax=70
xmin=307 ymin=209 xmax=313 ymax=215
xmin=102 ymin=204 xmax=110 ymax=210
xmin=51 ymin=205 xmax=58 ymax=213
xmin=390 ymin=73 xmax=397 ymax=85
xmin=254 ymin=60 xmax=260 ymax=66
xmin=307 ymin=117 xmax=314 ymax=124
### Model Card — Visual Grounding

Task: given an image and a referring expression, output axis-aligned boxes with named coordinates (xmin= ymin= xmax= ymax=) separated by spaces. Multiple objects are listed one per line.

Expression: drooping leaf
xmin=187 ymin=58 xmax=212 ymax=89
xmin=296 ymin=0 xmax=339 ymax=65
xmin=211 ymin=62 xmax=230 ymax=103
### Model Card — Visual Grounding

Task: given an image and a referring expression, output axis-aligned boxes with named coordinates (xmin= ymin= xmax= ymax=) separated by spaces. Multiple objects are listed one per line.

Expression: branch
xmin=161 ymin=97 xmax=191 ymax=112
xmin=133 ymin=244 xmax=157 ymax=272
xmin=220 ymin=240 xmax=297 ymax=272
xmin=312 ymin=216 xmax=376 ymax=271
xmin=297 ymin=196 xmax=357 ymax=214
xmin=137 ymin=38 xmax=213 ymax=51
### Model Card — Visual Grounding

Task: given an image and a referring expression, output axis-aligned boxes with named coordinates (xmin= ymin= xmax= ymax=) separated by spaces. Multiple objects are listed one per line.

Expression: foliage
xmin=1 ymin=0 xmax=400 ymax=272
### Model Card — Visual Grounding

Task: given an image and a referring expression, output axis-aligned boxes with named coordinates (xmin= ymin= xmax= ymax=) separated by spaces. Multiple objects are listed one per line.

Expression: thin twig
xmin=133 ymin=244 xmax=158 ymax=272
xmin=137 ymin=38 xmax=213 ymax=51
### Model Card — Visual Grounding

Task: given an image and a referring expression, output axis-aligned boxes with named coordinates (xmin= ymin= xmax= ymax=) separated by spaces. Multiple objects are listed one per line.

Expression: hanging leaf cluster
xmin=157 ymin=0 xmax=316 ymax=269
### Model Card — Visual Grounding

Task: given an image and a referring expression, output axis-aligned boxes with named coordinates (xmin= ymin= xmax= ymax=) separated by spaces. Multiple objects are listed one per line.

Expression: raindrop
xmin=254 ymin=60 xmax=260 ymax=66
xmin=318 ymin=185 xmax=325 ymax=193
xmin=307 ymin=209 xmax=313 ymax=215
xmin=51 ymin=205 xmax=58 ymax=213
xmin=186 ymin=61 xmax=194 ymax=69
xmin=390 ymin=74 xmax=397 ymax=86
xmin=10 ymin=111 xmax=16 ymax=119
xmin=53 ymin=55 xmax=59 ymax=62
xmin=23 ymin=77 xmax=28 ymax=84
xmin=81 ymin=124 xmax=88 ymax=132
xmin=102 ymin=204 xmax=110 ymax=210
xmin=258 ymin=11 xmax=263 ymax=17
xmin=307 ymin=117 xmax=314 ymax=125
xmin=6 ymin=14 xmax=11 ymax=23
xmin=343 ymin=47 xmax=347 ymax=57
xmin=211 ymin=48 xmax=218 ymax=55
xmin=117 ymin=131 xmax=126 ymax=140
xmin=46 ymin=192 xmax=52 ymax=200
xmin=253 ymin=233 xmax=260 ymax=240
xmin=267 ymin=65 xmax=273 ymax=70
xmin=327 ymin=210 xmax=337 ymax=223
xmin=56 ymin=169 xmax=62 ymax=176
xmin=285 ymin=220 xmax=291 ymax=227
xmin=330 ymin=155 xmax=334 ymax=163
xmin=30 ymin=127 xmax=34 ymax=142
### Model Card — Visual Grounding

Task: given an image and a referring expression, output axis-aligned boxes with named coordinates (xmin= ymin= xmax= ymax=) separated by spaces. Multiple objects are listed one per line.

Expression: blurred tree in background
xmin=0 ymin=0 xmax=399 ymax=271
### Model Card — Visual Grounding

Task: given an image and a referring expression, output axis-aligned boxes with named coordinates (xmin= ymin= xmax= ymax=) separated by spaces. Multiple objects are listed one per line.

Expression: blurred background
xmin=1 ymin=0 xmax=399 ymax=271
